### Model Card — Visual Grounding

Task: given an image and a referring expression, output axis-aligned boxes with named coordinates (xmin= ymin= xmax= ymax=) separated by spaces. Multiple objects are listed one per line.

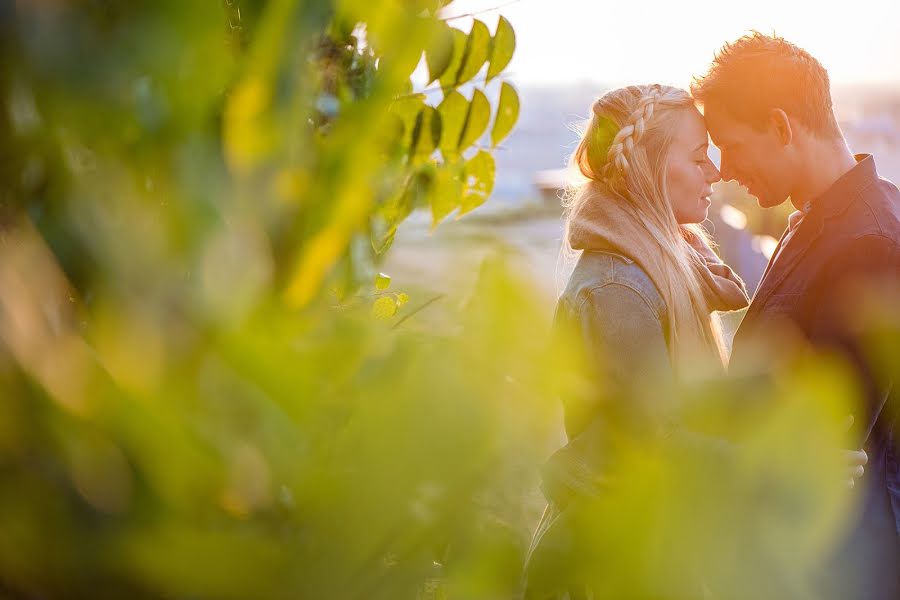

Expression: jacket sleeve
xmin=544 ymin=282 xmax=743 ymax=509
xmin=577 ymin=282 xmax=673 ymax=391
xmin=814 ymin=233 xmax=900 ymax=440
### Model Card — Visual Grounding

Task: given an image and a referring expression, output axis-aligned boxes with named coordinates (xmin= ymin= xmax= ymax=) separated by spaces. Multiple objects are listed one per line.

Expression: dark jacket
xmin=732 ymin=154 xmax=900 ymax=599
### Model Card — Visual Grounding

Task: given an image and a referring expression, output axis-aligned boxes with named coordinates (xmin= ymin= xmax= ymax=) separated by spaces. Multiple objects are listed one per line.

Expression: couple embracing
xmin=526 ymin=33 xmax=900 ymax=599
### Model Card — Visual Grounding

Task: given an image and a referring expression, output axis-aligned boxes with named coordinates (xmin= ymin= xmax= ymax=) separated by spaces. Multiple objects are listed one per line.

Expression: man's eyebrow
xmin=693 ymin=142 xmax=709 ymax=152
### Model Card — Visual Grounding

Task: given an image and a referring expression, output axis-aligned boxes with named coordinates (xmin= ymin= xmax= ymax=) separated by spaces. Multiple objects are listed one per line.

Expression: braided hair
xmin=600 ymin=86 xmax=662 ymax=179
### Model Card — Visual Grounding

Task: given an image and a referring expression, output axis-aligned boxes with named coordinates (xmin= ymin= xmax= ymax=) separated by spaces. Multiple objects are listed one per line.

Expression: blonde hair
xmin=564 ymin=84 xmax=727 ymax=368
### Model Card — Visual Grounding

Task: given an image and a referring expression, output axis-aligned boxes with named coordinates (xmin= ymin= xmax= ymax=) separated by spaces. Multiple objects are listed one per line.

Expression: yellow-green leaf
xmin=223 ymin=77 xmax=275 ymax=173
xmin=411 ymin=106 xmax=442 ymax=158
xmin=425 ymin=23 xmax=456 ymax=84
xmin=458 ymin=151 xmax=495 ymax=217
xmin=430 ymin=163 xmax=463 ymax=228
xmin=455 ymin=19 xmax=491 ymax=86
xmin=371 ymin=15 xmax=435 ymax=86
xmin=389 ymin=95 xmax=427 ymax=149
xmin=486 ymin=16 xmax=515 ymax=82
xmin=375 ymin=272 xmax=392 ymax=290
xmin=405 ymin=165 xmax=436 ymax=211
xmin=437 ymin=91 xmax=468 ymax=160
xmin=438 ymin=29 xmax=468 ymax=88
xmin=491 ymin=82 xmax=519 ymax=147
xmin=372 ymin=296 xmax=398 ymax=319
xmin=459 ymin=89 xmax=490 ymax=151
xmin=284 ymin=227 xmax=346 ymax=309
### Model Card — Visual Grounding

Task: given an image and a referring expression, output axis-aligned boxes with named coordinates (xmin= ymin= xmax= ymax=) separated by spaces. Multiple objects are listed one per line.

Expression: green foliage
xmin=524 ymin=347 xmax=870 ymax=599
xmin=0 ymin=1 xmax=533 ymax=598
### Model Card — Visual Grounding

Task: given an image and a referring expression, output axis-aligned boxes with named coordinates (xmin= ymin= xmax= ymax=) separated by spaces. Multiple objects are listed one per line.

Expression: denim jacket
xmin=552 ymin=247 xmax=672 ymax=440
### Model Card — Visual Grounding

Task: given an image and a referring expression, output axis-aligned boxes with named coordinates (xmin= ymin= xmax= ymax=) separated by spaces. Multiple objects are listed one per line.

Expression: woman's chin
xmin=677 ymin=209 xmax=709 ymax=225
xmin=697 ymin=200 xmax=713 ymax=222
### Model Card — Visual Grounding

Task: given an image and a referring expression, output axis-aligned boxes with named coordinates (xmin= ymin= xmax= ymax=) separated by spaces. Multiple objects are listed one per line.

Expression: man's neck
xmin=790 ymin=138 xmax=857 ymax=211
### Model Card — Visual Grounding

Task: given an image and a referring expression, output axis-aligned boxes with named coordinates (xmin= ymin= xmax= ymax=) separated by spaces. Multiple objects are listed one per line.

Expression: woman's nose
xmin=706 ymin=159 xmax=721 ymax=183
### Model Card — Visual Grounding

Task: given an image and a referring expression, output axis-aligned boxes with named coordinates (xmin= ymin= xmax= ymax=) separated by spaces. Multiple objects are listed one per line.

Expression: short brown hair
xmin=691 ymin=32 xmax=841 ymax=138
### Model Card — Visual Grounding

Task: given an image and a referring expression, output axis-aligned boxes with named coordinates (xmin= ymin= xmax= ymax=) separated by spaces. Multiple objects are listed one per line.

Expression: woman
xmin=523 ymin=84 xmax=750 ymax=598
xmin=551 ymin=83 xmax=750 ymax=445
xmin=564 ymin=83 xmax=748 ymax=379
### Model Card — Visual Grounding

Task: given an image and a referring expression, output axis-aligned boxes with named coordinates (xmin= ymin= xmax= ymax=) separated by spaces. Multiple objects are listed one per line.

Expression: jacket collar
xmin=747 ymin=153 xmax=880 ymax=313
xmin=802 ymin=153 xmax=878 ymax=236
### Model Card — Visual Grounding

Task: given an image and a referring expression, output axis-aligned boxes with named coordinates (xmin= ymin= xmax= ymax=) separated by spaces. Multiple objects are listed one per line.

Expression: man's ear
xmin=768 ymin=108 xmax=793 ymax=146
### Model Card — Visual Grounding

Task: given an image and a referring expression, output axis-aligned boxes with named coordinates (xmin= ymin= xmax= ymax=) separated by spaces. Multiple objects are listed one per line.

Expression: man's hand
xmin=845 ymin=449 xmax=868 ymax=489
xmin=843 ymin=415 xmax=868 ymax=489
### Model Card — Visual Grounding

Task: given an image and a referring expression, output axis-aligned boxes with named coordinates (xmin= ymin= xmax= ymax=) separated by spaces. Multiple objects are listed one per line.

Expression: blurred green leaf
xmin=375 ymin=272 xmax=392 ymax=290
xmin=491 ymin=82 xmax=519 ymax=147
xmin=455 ymin=19 xmax=491 ymax=86
xmin=411 ymin=106 xmax=443 ymax=158
xmin=486 ymin=16 xmax=516 ymax=82
xmin=389 ymin=94 xmax=427 ymax=150
xmin=437 ymin=90 xmax=468 ymax=160
xmin=426 ymin=22 xmax=456 ymax=84
xmin=224 ymin=76 xmax=276 ymax=173
xmin=372 ymin=295 xmax=398 ymax=319
xmin=438 ymin=28 xmax=468 ymax=88
xmin=459 ymin=89 xmax=490 ymax=151
xmin=458 ymin=151 xmax=496 ymax=217
xmin=430 ymin=162 xmax=464 ymax=227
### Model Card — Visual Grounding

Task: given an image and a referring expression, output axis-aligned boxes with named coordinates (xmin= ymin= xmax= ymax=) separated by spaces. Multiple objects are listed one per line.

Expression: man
xmin=692 ymin=32 xmax=900 ymax=599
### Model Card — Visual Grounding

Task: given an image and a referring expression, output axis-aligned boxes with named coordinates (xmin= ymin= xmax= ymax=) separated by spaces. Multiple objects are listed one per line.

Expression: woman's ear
xmin=768 ymin=108 xmax=793 ymax=146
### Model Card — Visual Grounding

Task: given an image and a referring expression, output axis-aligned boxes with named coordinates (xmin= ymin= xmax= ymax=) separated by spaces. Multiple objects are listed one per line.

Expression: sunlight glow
xmin=442 ymin=0 xmax=900 ymax=88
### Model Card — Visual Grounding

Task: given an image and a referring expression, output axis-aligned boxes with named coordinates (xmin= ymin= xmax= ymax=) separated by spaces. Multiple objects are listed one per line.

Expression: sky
xmin=441 ymin=0 xmax=900 ymax=88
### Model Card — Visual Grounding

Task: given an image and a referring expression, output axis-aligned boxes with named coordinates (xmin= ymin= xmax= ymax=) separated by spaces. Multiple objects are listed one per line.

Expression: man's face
xmin=703 ymin=103 xmax=793 ymax=208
